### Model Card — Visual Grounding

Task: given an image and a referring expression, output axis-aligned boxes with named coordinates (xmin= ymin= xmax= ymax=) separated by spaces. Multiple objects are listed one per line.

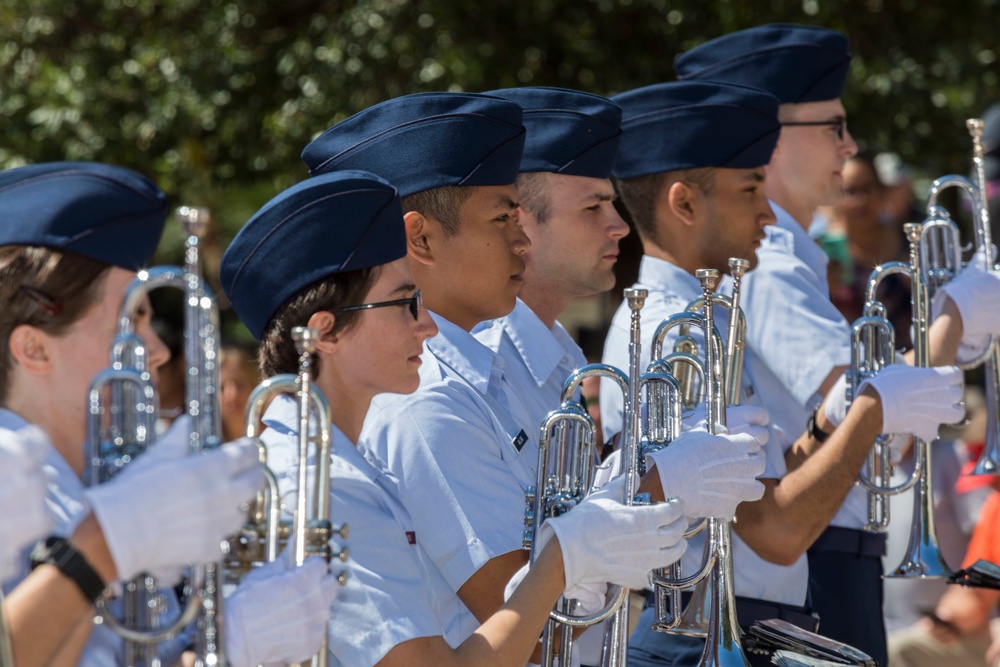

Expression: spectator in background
xmin=815 ymin=153 xmax=913 ymax=350
xmin=152 ymin=315 xmax=186 ymax=434
xmin=219 ymin=342 xmax=261 ymax=443
xmin=874 ymin=152 xmax=922 ymax=229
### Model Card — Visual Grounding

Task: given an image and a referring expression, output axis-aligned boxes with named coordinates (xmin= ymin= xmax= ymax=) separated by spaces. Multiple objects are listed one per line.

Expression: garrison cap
xmin=0 ymin=161 xmax=168 ymax=270
xmin=611 ymin=81 xmax=781 ymax=179
xmin=983 ymin=102 xmax=1000 ymax=181
xmin=301 ymin=92 xmax=525 ymax=196
xmin=484 ymin=87 xmax=622 ymax=178
xmin=674 ymin=24 xmax=852 ymax=104
xmin=221 ymin=170 xmax=405 ymax=339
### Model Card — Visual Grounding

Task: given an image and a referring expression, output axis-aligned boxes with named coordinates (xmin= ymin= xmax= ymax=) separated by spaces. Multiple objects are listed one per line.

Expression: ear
xmin=8 ymin=324 xmax=53 ymax=377
xmin=306 ymin=311 xmax=339 ymax=354
xmin=404 ymin=210 xmax=438 ymax=267
xmin=666 ymin=181 xmax=699 ymax=226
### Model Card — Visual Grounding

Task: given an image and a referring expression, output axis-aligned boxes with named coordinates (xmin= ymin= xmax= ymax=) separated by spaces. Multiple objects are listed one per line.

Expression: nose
xmin=608 ymin=209 xmax=630 ymax=240
xmin=143 ymin=322 xmax=171 ymax=371
xmin=415 ymin=303 xmax=438 ymax=341
xmin=510 ymin=219 xmax=531 ymax=256
xmin=841 ymin=127 xmax=859 ymax=158
xmin=760 ymin=198 xmax=777 ymax=227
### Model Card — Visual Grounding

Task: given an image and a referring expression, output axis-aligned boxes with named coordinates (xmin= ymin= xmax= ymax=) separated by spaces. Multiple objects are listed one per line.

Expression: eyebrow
xmin=390 ymin=282 xmax=417 ymax=296
xmin=586 ymin=191 xmax=617 ymax=203
xmin=742 ymin=170 xmax=766 ymax=183
xmin=495 ymin=195 xmax=518 ymax=210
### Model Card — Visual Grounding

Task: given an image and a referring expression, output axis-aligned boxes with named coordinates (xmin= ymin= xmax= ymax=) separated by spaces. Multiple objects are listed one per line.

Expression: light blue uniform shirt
xmin=734 ymin=202 xmax=861 ymax=528
xmin=474 ymin=298 xmax=589 ymax=433
xmin=599 ymin=256 xmax=808 ymax=606
xmin=259 ymin=395 xmax=475 ymax=666
xmin=0 ymin=408 xmax=190 ymax=667
xmin=361 ymin=311 xmax=537 ymax=606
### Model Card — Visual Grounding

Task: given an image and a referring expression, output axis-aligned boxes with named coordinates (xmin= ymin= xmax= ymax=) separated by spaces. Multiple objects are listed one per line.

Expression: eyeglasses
xmin=781 ymin=118 xmax=847 ymax=141
xmin=332 ymin=289 xmax=422 ymax=321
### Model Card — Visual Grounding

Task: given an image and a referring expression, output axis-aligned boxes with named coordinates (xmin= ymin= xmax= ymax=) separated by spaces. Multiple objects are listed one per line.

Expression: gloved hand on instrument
xmin=646 ymin=425 xmax=767 ymax=520
xmin=85 ymin=429 xmax=264 ymax=583
xmin=855 ymin=365 xmax=965 ymax=444
xmin=537 ymin=476 xmax=688 ymax=601
xmin=225 ymin=544 xmax=340 ymax=667
xmin=934 ymin=247 xmax=1000 ymax=361
xmin=0 ymin=426 xmax=53 ymax=581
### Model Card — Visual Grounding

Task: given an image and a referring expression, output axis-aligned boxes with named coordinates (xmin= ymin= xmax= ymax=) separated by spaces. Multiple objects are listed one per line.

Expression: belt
xmin=808 ymin=526 xmax=886 ymax=558
xmin=644 ymin=590 xmax=819 ymax=633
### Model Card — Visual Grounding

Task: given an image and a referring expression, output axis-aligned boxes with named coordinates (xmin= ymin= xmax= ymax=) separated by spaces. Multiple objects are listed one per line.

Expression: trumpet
xmin=86 ymin=206 xmax=221 ymax=666
xmin=522 ymin=288 xmax=652 ymax=667
xmin=855 ymin=223 xmax=952 ymax=579
xmin=648 ymin=269 xmax=751 ymax=667
xmin=232 ymin=326 xmax=348 ymax=667
xmin=919 ymin=118 xmax=1000 ymax=475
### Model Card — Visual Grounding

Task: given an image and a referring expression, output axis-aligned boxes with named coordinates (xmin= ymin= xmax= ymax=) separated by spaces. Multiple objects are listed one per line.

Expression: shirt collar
xmin=260 ymin=394 xmax=377 ymax=482
xmin=0 ymin=408 xmax=84 ymax=492
xmin=426 ymin=310 xmax=504 ymax=396
xmin=637 ymin=255 xmax=703 ymax=300
xmin=476 ymin=299 xmax=583 ymax=389
xmin=769 ymin=200 xmax=829 ymax=278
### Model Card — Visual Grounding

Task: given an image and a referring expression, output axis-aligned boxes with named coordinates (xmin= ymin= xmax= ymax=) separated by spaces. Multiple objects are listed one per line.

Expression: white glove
xmin=857 ymin=365 xmax=964 ymax=443
xmin=537 ymin=476 xmax=688 ymax=600
xmin=934 ymin=258 xmax=1000 ymax=359
xmin=646 ymin=429 xmax=766 ymax=519
xmin=85 ymin=439 xmax=264 ymax=582
xmin=0 ymin=427 xmax=53 ymax=581
xmin=680 ymin=404 xmax=770 ymax=445
xmin=225 ymin=549 xmax=339 ymax=667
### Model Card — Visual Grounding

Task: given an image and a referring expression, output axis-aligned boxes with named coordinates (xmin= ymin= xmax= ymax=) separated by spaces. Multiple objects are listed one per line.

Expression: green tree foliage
xmin=2 ymin=0 xmax=998 ymax=333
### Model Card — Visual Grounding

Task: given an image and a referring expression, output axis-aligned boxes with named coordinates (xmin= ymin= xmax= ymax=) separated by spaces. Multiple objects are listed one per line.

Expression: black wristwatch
xmin=29 ymin=535 xmax=106 ymax=603
xmin=807 ymin=405 xmax=831 ymax=444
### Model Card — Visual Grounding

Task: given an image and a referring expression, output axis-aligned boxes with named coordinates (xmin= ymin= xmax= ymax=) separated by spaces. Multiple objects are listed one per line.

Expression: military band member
xmin=0 ymin=162 xmax=335 ymax=666
xmin=221 ymin=167 xmax=691 ymax=667
xmin=472 ymin=85 xmax=774 ymax=664
xmin=675 ymin=24 xmax=1000 ymax=664
xmin=599 ymin=80 xmax=966 ymax=667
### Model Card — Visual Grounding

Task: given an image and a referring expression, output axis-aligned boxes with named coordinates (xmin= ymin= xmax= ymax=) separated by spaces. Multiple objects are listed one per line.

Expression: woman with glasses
xmin=221 ymin=169 xmax=690 ymax=667
xmin=0 ymin=161 xmax=336 ymax=666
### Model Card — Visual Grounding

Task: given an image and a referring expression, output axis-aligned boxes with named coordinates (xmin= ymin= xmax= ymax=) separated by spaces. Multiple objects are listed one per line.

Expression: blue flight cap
xmin=0 ymin=161 xmax=168 ymax=270
xmin=611 ymin=81 xmax=781 ymax=180
xmin=221 ymin=170 xmax=405 ymax=340
xmin=674 ymin=24 xmax=852 ymax=104
xmin=301 ymin=92 xmax=525 ymax=196
xmin=484 ymin=87 xmax=622 ymax=178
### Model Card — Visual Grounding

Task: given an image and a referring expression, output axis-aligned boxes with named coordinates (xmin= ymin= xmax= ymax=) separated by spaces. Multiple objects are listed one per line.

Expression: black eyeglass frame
xmin=331 ymin=289 xmax=422 ymax=321
xmin=780 ymin=118 xmax=847 ymax=141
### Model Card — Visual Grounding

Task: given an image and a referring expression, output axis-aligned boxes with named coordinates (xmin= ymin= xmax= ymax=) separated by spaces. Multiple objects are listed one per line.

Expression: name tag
xmin=405 ymin=531 xmax=416 ymax=545
xmin=512 ymin=429 xmax=529 ymax=452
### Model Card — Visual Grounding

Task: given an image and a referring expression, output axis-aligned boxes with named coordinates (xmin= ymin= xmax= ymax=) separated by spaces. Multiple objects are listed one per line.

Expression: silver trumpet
xmin=856 ymin=223 xmax=952 ymax=578
xmin=919 ymin=118 xmax=999 ymax=475
xmin=85 ymin=207 xmax=221 ymax=666
xmin=649 ymin=269 xmax=751 ymax=667
xmin=235 ymin=327 xmax=348 ymax=667
xmin=522 ymin=288 xmax=652 ymax=667
xmin=647 ymin=259 xmax=749 ymax=639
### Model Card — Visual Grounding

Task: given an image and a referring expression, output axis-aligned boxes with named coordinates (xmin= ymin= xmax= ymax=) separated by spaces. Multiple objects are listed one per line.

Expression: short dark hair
xmin=515 ymin=172 xmax=551 ymax=224
xmin=258 ymin=266 xmax=380 ymax=378
xmin=0 ymin=246 xmax=111 ymax=404
xmin=402 ymin=185 xmax=477 ymax=237
xmin=616 ymin=168 xmax=716 ymax=242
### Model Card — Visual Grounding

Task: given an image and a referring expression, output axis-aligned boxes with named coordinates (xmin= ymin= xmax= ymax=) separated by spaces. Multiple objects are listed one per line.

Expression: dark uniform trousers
xmin=807 ymin=525 xmax=888 ymax=667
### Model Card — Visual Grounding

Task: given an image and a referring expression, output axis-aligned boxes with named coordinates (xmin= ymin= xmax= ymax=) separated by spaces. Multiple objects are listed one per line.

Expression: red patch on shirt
xmin=405 ymin=531 xmax=416 ymax=545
